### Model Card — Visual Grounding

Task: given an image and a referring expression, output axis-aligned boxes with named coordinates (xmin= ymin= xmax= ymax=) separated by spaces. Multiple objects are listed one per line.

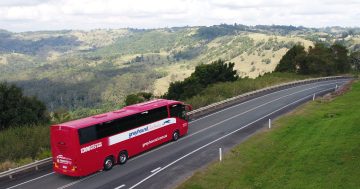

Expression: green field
xmin=178 ymin=81 xmax=360 ymax=189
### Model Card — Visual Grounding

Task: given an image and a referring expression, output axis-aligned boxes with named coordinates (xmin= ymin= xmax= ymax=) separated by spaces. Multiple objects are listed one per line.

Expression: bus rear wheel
xmin=172 ymin=130 xmax=180 ymax=141
xmin=118 ymin=151 xmax=128 ymax=164
xmin=103 ymin=156 xmax=114 ymax=171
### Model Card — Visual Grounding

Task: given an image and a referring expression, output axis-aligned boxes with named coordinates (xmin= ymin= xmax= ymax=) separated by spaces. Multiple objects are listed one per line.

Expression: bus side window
xmin=148 ymin=106 xmax=168 ymax=122
xmin=170 ymin=104 xmax=186 ymax=120
xmin=78 ymin=126 xmax=97 ymax=145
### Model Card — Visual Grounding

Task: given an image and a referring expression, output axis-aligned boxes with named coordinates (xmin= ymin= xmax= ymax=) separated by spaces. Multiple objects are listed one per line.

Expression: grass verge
xmin=0 ymin=125 xmax=50 ymax=172
xmin=178 ymin=80 xmax=360 ymax=189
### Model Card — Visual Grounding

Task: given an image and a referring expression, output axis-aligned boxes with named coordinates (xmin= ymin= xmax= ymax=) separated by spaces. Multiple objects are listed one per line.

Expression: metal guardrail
xmin=187 ymin=76 xmax=351 ymax=119
xmin=0 ymin=75 xmax=351 ymax=179
xmin=0 ymin=157 xmax=52 ymax=179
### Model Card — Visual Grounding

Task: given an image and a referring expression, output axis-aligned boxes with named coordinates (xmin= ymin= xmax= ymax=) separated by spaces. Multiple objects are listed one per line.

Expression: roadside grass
xmin=0 ymin=124 xmax=50 ymax=171
xmin=178 ymin=81 xmax=360 ymax=189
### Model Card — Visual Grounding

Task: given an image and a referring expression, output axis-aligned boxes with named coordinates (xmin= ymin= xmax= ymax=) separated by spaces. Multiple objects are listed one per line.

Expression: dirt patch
xmin=321 ymin=79 xmax=355 ymax=102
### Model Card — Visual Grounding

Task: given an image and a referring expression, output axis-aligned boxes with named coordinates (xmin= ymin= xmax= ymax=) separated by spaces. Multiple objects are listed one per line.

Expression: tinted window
xmin=78 ymin=126 xmax=97 ymax=145
xmin=170 ymin=104 xmax=186 ymax=120
xmin=147 ymin=106 xmax=168 ymax=123
xmin=78 ymin=106 xmax=169 ymax=144
xmin=96 ymin=121 xmax=117 ymax=139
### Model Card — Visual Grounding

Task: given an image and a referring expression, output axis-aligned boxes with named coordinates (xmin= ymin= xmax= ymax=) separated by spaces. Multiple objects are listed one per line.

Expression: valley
xmin=0 ymin=25 xmax=359 ymax=111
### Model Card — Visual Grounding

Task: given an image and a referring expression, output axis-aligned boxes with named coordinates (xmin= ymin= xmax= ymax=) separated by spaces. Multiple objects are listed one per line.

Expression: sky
xmin=0 ymin=0 xmax=359 ymax=32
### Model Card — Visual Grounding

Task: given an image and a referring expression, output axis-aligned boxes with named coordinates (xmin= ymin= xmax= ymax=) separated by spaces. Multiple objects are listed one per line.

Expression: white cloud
xmin=0 ymin=0 xmax=358 ymax=32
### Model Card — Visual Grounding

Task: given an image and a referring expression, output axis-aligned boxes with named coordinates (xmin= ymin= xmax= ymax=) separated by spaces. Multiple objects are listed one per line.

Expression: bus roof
xmin=54 ymin=99 xmax=182 ymax=129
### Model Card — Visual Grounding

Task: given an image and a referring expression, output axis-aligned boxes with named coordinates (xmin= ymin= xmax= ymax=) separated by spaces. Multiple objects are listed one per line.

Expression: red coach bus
xmin=50 ymin=99 xmax=191 ymax=177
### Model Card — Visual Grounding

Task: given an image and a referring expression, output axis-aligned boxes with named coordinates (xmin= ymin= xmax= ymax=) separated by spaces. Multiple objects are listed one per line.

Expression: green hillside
xmin=178 ymin=81 xmax=360 ymax=189
xmin=0 ymin=25 xmax=359 ymax=111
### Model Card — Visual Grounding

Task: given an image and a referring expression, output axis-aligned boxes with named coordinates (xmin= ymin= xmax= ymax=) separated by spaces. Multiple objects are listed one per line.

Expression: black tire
xmin=172 ymin=130 xmax=180 ymax=141
xmin=118 ymin=151 xmax=128 ymax=164
xmin=103 ymin=156 xmax=114 ymax=171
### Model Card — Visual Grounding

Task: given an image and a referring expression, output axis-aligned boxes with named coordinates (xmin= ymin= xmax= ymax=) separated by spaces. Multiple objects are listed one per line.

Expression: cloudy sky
xmin=0 ymin=0 xmax=359 ymax=32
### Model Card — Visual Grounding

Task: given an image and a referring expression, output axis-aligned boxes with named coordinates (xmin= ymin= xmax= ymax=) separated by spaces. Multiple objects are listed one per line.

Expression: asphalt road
xmin=2 ymin=78 xmax=349 ymax=189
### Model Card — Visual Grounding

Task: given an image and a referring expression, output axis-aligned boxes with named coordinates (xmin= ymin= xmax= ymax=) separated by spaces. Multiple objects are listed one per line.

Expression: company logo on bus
xmin=56 ymin=155 xmax=72 ymax=165
xmin=142 ymin=135 xmax=167 ymax=148
xmin=80 ymin=142 xmax=102 ymax=154
xmin=162 ymin=120 xmax=171 ymax=125
xmin=129 ymin=126 xmax=149 ymax=138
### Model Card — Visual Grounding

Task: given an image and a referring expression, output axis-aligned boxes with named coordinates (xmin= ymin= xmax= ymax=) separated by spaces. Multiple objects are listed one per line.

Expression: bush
xmin=125 ymin=92 xmax=153 ymax=106
xmin=0 ymin=124 xmax=50 ymax=167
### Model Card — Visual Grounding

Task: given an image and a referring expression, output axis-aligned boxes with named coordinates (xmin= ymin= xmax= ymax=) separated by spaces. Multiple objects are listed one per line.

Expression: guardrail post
xmin=313 ymin=94 xmax=316 ymax=101
xmin=35 ymin=160 xmax=39 ymax=170
xmin=269 ymin=119 xmax=271 ymax=129
xmin=219 ymin=148 xmax=222 ymax=162
xmin=8 ymin=168 xmax=12 ymax=179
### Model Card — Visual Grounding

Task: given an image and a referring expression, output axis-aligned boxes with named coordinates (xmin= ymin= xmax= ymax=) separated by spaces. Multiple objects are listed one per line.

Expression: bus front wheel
xmin=103 ymin=156 xmax=114 ymax=171
xmin=118 ymin=151 xmax=128 ymax=164
xmin=172 ymin=130 xmax=180 ymax=141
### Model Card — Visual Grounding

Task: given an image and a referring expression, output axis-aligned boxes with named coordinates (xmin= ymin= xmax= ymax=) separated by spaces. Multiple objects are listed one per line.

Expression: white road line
xmin=189 ymin=79 xmax=348 ymax=124
xmin=57 ymin=172 xmax=101 ymax=189
xmin=114 ymin=184 xmax=126 ymax=189
xmin=6 ymin=172 xmax=54 ymax=189
xmin=150 ymin=167 xmax=161 ymax=173
xmin=186 ymin=82 xmax=340 ymax=138
xmin=129 ymin=81 xmax=345 ymax=162
xmin=128 ymin=87 xmax=335 ymax=189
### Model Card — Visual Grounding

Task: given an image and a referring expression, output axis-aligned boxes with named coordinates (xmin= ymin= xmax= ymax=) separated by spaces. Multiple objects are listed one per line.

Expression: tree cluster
xmin=164 ymin=59 xmax=238 ymax=100
xmin=0 ymin=82 xmax=49 ymax=130
xmin=275 ymin=43 xmax=352 ymax=75
xmin=0 ymin=34 xmax=80 ymax=55
xmin=350 ymin=51 xmax=360 ymax=72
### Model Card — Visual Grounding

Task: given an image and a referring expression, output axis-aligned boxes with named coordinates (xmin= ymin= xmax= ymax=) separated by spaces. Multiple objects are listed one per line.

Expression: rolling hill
xmin=0 ymin=25 xmax=359 ymax=111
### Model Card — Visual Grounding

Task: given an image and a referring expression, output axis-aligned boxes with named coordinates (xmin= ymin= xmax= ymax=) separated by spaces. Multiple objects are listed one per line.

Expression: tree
xmin=0 ymin=82 xmax=48 ymax=130
xmin=164 ymin=59 xmax=238 ymax=100
xmin=275 ymin=44 xmax=306 ymax=73
xmin=350 ymin=51 xmax=360 ymax=72
xmin=296 ymin=54 xmax=310 ymax=75
xmin=194 ymin=59 xmax=238 ymax=86
xmin=276 ymin=43 xmax=352 ymax=76
xmin=331 ymin=43 xmax=350 ymax=73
